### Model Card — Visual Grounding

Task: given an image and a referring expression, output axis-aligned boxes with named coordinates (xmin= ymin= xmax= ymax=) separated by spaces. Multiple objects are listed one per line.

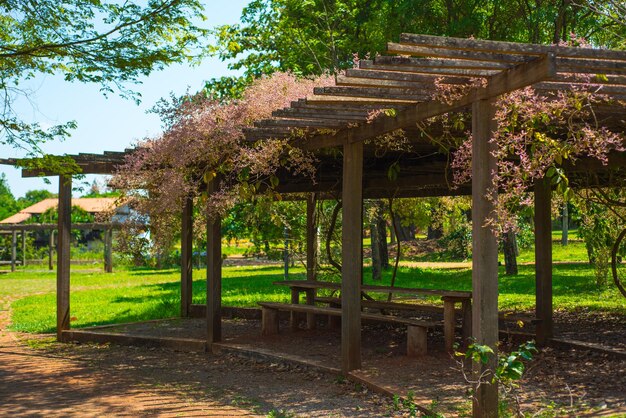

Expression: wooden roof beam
xmin=298 ymin=53 xmax=557 ymax=150
xmin=314 ymin=86 xmax=432 ymax=101
xmin=399 ymin=33 xmax=626 ymax=61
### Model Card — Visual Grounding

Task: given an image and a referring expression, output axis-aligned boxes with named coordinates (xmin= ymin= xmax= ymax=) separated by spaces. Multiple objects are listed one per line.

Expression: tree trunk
xmin=394 ymin=214 xmax=415 ymax=241
xmin=503 ymin=230 xmax=518 ymax=275
xmin=371 ymin=218 xmax=382 ymax=281
xmin=561 ymin=204 xmax=569 ymax=246
xmin=374 ymin=200 xmax=389 ymax=268
xmin=427 ymin=225 xmax=443 ymax=240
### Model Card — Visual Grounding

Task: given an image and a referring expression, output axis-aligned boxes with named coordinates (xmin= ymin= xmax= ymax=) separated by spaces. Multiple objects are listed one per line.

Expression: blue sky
xmin=1 ymin=1 xmax=250 ymax=198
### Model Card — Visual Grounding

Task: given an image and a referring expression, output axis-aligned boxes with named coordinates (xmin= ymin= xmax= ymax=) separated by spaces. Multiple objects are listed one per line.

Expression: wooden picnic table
xmin=273 ymin=280 xmax=472 ymax=352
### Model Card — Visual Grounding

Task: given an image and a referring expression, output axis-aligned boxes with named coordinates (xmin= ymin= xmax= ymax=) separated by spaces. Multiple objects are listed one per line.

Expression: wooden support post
xmin=181 ymin=196 xmax=193 ymax=317
xmin=443 ymin=298 xmax=456 ymax=353
xmin=57 ymin=176 xmax=72 ymax=341
xmin=406 ymin=325 xmax=427 ymax=357
xmin=48 ymin=231 xmax=55 ymax=271
xmin=261 ymin=307 xmax=279 ymax=335
xmin=206 ymin=179 xmax=222 ymax=345
xmin=535 ymin=177 xmax=553 ymax=346
xmin=471 ymin=99 xmax=499 ymax=417
xmin=341 ymin=139 xmax=364 ymax=373
xmin=11 ymin=230 xmax=16 ymax=272
xmin=103 ymin=228 xmax=113 ymax=273
xmin=306 ymin=193 xmax=318 ymax=329
xmin=290 ymin=288 xmax=300 ymax=331
xmin=21 ymin=231 xmax=26 ymax=268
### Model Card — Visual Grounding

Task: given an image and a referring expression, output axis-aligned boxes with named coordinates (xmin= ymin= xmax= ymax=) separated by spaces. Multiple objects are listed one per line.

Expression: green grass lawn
xmin=4 ymin=253 xmax=625 ymax=334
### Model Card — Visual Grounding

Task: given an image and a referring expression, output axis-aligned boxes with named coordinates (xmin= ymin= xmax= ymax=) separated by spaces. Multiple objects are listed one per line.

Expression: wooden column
xmin=103 ymin=228 xmax=113 ymax=273
xmin=471 ymin=99 xmax=499 ymax=417
xmin=206 ymin=180 xmax=222 ymax=345
xmin=306 ymin=193 xmax=318 ymax=329
xmin=48 ymin=230 xmax=55 ymax=270
xmin=57 ymin=176 xmax=72 ymax=341
xmin=534 ymin=177 xmax=553 ymax=346
xmin=21 ymin=231 xmax=26 ymax=268
xmin=11 ymin=230 xmax=17 ymax=272
xmin=341 ymin=140 xmax=363 ymax=373
xmin=181 ymin=196 xmax=193 ymax=317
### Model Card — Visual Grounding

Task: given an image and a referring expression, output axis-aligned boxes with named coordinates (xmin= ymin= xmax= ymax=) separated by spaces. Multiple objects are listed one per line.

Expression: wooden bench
xmin=258 ymin=302 xmax=437 ymax=357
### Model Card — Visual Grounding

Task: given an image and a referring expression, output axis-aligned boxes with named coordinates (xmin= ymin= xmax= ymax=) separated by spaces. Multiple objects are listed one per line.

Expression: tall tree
xmin=1 ymin=0 xmax=207 ymax=152
xmin=207 ymin=0 xmax=625 ymax=98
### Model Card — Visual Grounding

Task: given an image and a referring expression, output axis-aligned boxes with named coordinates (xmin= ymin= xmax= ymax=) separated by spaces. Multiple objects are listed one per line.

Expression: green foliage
xmin=0 ymin=173 xmax=19 ymax=221
xmin=207 ymin=0 xmax=626 ymax=98
xmin=17 ymin=189 xmax=55 ymax=209
xmin=1 ymin=0 xmax=208 ymax=151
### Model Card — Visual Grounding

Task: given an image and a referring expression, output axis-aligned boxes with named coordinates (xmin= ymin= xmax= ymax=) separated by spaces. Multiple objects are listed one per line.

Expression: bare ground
xmin=0 ymin=307 xmax=397 ymax=417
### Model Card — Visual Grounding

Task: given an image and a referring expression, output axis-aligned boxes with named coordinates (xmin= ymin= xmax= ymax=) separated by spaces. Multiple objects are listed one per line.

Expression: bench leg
xmin=305 ymin=289 xmax=316 ymax=330
xmin=328 ymin=302 xmax=341 ymax=329
xmin=262 ymin=307 xmax=279 ymax=336
xmin=443 ymin=299 xmax=456 ymax=353
xmin=290 ymin=288 xmax=300 ymax=331
xmin=407 ymin=325 xmax=427 ymax=357
xmin=461 ymin=300 xmax=472 ymax=346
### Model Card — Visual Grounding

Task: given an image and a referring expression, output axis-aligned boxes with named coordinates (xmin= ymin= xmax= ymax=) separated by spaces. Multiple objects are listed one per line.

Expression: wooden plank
xmin=0 ymin=222 xmax=127 ymax=231
xmin=534 ymin=177 xmax=553 ymax=346
xmin=388 ymin=42 xmax=530 ymax=63
xmin=315 ymin=86 xmax=432 ymax=100
xmin=57 ymin=176 xmax=72 ymax=341
xmin=273 ymin=108 xmax=369 ymax=120
xmin=471 ymin=99 xmax=499 ymax=417
xmin=258 ymin=302 xmax=436 ymax=327
xmin=341 ymin=140 xmax=363 ymax=372
xmin=255 ymin=118 xmax=346 ymax=128
xmin=299 ymin=53 xmax=556 ymax=150
xmin=206 ymin=179 xmax=222 ymax=344
xmin=306 ymin=95 xmax=419 ymax=105
xmin=336 ymin=75 xmax=438 ymax=90
xmin=350 ymin=67 xmax=470 ymax=84
xmin=181 ymin=196 xmax=193 ymax=317
xmin=274 ymin=280 xmax=471 ymax=298
xmin=399 ymin=33 xmax=626 ymax=61
xmin=557 ymin=57 xmax=626 ymax=75
xmin=370 ymin=56 xmax=514 ymax=70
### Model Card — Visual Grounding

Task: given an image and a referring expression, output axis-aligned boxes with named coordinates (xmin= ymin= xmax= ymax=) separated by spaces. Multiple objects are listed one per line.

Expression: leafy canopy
xmin=0 ymin=0 xmax=208 ymax=153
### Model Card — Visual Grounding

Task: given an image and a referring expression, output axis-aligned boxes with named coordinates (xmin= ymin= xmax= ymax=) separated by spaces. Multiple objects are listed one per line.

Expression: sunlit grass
xmin=5 ymin=235 xmax=625 ymax=334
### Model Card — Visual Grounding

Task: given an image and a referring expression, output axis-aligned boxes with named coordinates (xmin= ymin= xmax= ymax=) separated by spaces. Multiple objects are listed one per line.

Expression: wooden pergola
xmin=3 ymin=35 xmax=625 ymax=418
xmin=177 ymin=34 xmax=626 ymax=416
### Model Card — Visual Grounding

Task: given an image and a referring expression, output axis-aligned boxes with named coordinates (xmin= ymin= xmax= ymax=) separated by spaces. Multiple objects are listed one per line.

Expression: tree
xmin=1 ymin=0 xmax=207 ymax=153
xmin=0 ymin=173 xmax=19 ymax=220
xmin=17 ymin=189 xmax=55 ymax=209
xmin=207 ymin=0 xmax=625 ymax=98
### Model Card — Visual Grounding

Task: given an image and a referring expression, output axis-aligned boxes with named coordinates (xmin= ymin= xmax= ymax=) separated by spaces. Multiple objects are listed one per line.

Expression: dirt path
xmin=0 ymin=302 xmax=393 ymax=417
xmin=0 ymin=305 xmax=259 ymax=417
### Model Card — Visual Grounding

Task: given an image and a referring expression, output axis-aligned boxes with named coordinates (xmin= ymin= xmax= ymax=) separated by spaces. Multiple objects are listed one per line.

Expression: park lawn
xmin=6 ymin=259 xmax=625 ymax=334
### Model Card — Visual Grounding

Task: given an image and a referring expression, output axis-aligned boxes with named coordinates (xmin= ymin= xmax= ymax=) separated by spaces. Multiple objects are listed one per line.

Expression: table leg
xmin=443 ymin=299 xmax=456 ymax=353
xmin=290 ymin=288 xmax=300 ymax=331
xmin=305 ymin=288 xmax=316 ymax=329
